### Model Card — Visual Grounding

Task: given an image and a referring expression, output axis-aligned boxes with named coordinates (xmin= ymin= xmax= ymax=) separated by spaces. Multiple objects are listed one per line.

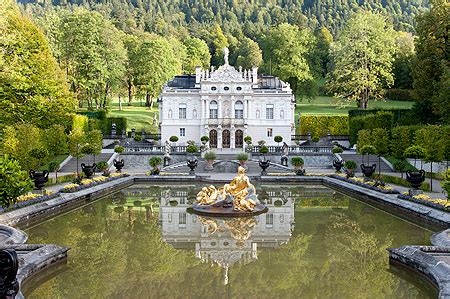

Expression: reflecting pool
xmin=23 ymin=183 xmax=437 ymax=298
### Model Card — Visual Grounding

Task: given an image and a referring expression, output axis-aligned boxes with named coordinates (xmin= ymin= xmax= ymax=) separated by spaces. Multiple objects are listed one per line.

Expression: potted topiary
xmin=393 ymin=160 xmax=407 ymax=179
xmin=344 ymin=160 xmax=357 ymax=178
xmin=200 ymin=136 xmax=209 ymax=145
xmin=359 ymin=145 xmax=377 ymax=178
xmin=291 ymin=157 xmax=305 ymax=176
xmin=204 ymin=151 xmax=216 ymax=171
xmin=236 ymin=152 xmax=249 ymax=167
xmin=274 ymin=135 xmax=283 ymax=147
xmin=259 ymin=145 xmax=269 ymax=160
xmin=134 ymin=135 xmax=143 ymax=142
xmin=332 ymin=147 xmax=343 ymax=154
xmin=80 ymin=144 xmax=97 ymax=178
xmin=149 ymin=156 xmax=162 ymax=175
xmin=169 ymin=136 xmax=179 ymax=146
xmin=186 ymin=143 xmax=199 ymax=175
xmin=114 ymin=146 xmax=125 ymax=154
xmin=404 ymin=146 xmax=427 ymax=189
xmin=312 ymin=136 xmax=320 ymax=143
xmin=258 ymin=146 xmax=270 ymax=175
xmin=244 ymin=136 xmax=253 ymax=153
xmin=96 ymin=161 xmax=110 ymax=176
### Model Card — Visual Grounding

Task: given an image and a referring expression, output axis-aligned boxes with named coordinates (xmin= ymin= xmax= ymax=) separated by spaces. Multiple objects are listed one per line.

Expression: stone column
xmin=230 ymin=126 xmax=235 ymax=149
xmin=217 ymin=126 xmax=222 ymax=149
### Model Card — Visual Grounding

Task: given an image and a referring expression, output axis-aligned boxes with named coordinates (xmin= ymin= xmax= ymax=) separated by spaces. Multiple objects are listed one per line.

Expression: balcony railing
xmin=207 ymin=118 xmax=245 ymax=126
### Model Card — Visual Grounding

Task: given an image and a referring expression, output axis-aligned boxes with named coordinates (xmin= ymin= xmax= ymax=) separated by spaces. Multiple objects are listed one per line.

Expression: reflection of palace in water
xmin=158 ymin=185 xmax=296 ymax=282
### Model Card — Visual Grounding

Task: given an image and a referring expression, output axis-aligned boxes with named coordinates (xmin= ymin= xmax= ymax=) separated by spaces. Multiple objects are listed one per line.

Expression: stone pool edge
xmin=0 ymin=174 xmax=448 ymax=297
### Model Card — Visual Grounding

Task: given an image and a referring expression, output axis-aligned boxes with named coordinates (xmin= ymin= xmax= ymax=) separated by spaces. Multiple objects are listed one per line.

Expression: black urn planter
xmin=295 ymin=167 xmax=306 ymax=176
xmin=333 ymin=159 xmax=344 ymax=172
xmin=259 ymin=159 xmax=270 ymax=175
xmin=187 ymin=157 xmax=198 ymax=175
xmin=81 ymin=163 xmax=97 ymax=179
xmin=113 ymin=159 xmax=125 ymax=172
xmin=360 ymin=164 xmax=376 ymax=178
xmin=406 ymin=170 xmax=426 ymax=189
xmin=0 ymin=249 xmax=19 ymax=298
xmin=344 ymin=168 xmax=355 ymax=178
xmin=29 ymin=170 xmax=49 ymax=190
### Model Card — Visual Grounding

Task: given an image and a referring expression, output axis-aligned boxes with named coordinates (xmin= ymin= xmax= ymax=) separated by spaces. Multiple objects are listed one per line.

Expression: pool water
xmin=23 ymin=183 xmax=436 ymax=298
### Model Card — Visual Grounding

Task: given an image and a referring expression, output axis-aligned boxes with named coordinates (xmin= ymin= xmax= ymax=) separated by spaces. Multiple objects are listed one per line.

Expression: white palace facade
xmin=159 ymin=50 xmax=295 ymax=149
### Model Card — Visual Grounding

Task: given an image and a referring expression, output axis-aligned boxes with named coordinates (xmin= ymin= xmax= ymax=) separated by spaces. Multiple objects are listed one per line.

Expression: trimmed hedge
xmin=348 ymin=108 xmax=416 ymax=126
xmin=384 ymin=89 xmax=414 ymax=102
xmin=379 ymin=174 xmax=430 ymax=192
xmin=77 ymin=110 xmax=107 ymax=120
xmin=300 ymin=115 xmax=349 ymax=136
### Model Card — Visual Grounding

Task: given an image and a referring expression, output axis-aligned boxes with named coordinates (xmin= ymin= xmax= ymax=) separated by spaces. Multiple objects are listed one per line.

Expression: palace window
xmin=266 ymin=214 xmax=274 ymax=227
xmin=224 ymin=86 xmax=230 ymax=91
xmin=266 ymin=104 xmax=274 ymax=119
xmin=236 ymin=87 xmax=242 ymax=91
xmin=267 ymin=128 xmax=273 ymax=137
xmin=235 ymin=101 xmax=244 ymax=119
xmin=179 ymin=103 xmax=186 ymax=119
xmin=210 ymin=100 xmax=218 ymax=119
xmin=179 ymin=212 xmax=186 ymax=226
xmin=211 ymin=86 xmax=217 ymax=91
xmin=180 ymin=128 xmax=185 ymax=137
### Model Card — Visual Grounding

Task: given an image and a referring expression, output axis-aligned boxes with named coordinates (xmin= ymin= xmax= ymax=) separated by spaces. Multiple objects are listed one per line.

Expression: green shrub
xmin=259 ymin=146 xmax=269 ymax=154
xmin=356 ymin=129 xmax=372 ymax=153
xmin=134 ymin=135 xmax=143 ymax=142
xmin=72 ymin=114 xmax=89 ymax=133
xmin=404 ymin=145 xmax=427 ymax=169
xmin=114 ymin=146 xmax=125 ymax=154
xmin=291 ymin=157 xmax=304 ymax=167
xmin=96 ymin=161 xmax=108 ymax=171
xmin=344 ymin=160 xmax=357 ymax=170
xmin=391 ymin=126 xmax=413 ymax=158
xmin=274 ymin=136 xmax=283 ymax=143
xmin=44 ymin=124 xmax=68 ymax=157
xmin=200 ymin=136 xmax=209 ymax=143
xmin=169 ymin=136 xmax=179 ymax=143
xmin=30 ymin=146 xmax=49 ymax=168
xmin=77 ymin=110 xmax=107 ymax=120
xmin=311 ymin=136 xmax=320 ymax=143
xmin=236 ymin=152 xmax=249 ymax=161
xmin=349 ymin=116 xmax=366 ymax=145
xmin=149 ymin=156 xmax=162 ymax=167
xmin=244 ymin=136 xmax=252 ymax=144
xmin=332 ymin=147 xmax=343 ymax=154
xmin=300 ymin=115 xmax=349 ymax=136
xmin=0 ymin=155 xmax=33 ymax=208
xmin=186 ymin=144 xmax=198 ymax=154
xmin=204 ymin=151 xmax=216 ymax=160
xmin=359 ymin=145 xmax=376 ymax=155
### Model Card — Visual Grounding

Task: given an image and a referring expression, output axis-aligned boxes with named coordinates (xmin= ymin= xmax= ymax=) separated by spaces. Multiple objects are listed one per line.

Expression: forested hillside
xmin=20 ymin=0 xmax=429 ymax=35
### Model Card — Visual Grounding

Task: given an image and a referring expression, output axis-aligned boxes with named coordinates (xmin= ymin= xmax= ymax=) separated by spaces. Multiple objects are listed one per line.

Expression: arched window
xmin=235 ymin=101 xmax=244 ymax=119
xmin=179 ymin=103 xmax=186 ymax=119
xmin=266 ymin=104 xmax=274 ymax=119
xmin=209 ymin=100 xmax=218 ymax=119
xmin=168 ymin=109 xmax=173 ymax=119
xmin=224 ymin=86 xmax=230 ymax=91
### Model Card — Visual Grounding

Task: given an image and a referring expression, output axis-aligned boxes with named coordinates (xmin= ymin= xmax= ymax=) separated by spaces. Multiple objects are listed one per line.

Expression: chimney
xmin=195 ymin=66 xmax=202 ymax=84
xmin=252 ymin=66 xmax=258 ymax=84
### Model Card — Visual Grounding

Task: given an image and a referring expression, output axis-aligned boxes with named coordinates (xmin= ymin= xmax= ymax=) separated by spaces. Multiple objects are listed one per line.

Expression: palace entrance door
xmin=222 ymin=130 xmax=230 ymax=148
xmin=235 ymin=130 xmax=243 ymax=148
xmin=209 ymin=130 xmax=217 ymax=148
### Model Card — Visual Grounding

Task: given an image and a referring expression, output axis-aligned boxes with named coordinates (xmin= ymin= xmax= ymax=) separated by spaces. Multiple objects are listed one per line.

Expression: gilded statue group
xmin=196 ymin=166 xmax=259 ymax=212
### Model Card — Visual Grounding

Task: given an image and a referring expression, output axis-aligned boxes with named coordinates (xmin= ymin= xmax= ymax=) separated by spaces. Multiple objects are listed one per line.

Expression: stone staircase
xmin=59 ymin=153 xmax=114 ymax=173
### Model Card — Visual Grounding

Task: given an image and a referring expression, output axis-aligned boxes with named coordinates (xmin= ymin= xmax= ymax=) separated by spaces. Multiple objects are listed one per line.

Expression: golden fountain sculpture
xmin=192 ymin=166 xmax=267 ymax=216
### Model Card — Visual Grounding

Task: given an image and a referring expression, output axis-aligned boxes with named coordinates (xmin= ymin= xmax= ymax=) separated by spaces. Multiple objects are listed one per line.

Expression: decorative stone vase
xmin=205 ymin=160 xmax=214 ymax=171
xmin=259 ymin=160 xmax=270 ymax=175
xmin=0 ymin=249 xmax=19 ymax=298
xmin=150 ymin=166 xmax=161 ymax=175
xmin=187 ymin=157 xmax=198 ymax=175
xmin=360 ymin=164 xmax=376 ymax=178
xmin=81 ymin=163 xmax=97 ymax=179
xmin=333 ymin=159 xmax=344 ymax=172
xmin=113 ymin=159 xmax=125 ymax=172
xmin=29 ymin=170 xmax=49 ymax=190
xmin=406 ymin=170 xmax=426 ymax=189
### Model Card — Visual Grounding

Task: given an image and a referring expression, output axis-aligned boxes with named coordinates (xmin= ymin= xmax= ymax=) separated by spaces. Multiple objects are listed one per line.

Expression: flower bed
xmin=397 ymin=193 xmax=449 ymax=212
xmin=61 ymin=173 xmax=129 ymax=193
xmin=0 ymin=192 xmax=59 ymax=214
xmin=330 ymin=174 xmax=399 ymax=194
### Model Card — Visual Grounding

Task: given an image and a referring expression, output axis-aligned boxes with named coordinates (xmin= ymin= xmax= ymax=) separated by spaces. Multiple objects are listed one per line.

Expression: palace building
xmin=159 ymin=49 xmax=295 ymax=149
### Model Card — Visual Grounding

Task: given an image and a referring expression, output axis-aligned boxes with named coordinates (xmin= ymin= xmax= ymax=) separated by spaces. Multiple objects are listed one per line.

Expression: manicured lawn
xmin=107 ymin=100 xmax=159 ymax=132
xmin=39 ymin=154 xmax=68 ymax=171
xmin=295 ymin=96 xmax=414 ymax=115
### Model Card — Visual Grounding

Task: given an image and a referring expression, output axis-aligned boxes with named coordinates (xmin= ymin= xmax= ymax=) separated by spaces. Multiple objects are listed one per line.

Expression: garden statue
xmin=164 ymin=140 xmax=171 ymax=166
xmin=0 ymin=249 xmax=19 ymax=299
xmin=187 ymin=157 xmax=198 ymax=175
xmin=191 ymin=166 xmax=267 ymax=216
xmin=29 ymin=170 xmax=49 ymax=190
xmin=281 ymin=142 xmax=289 ymax=166
xmin=223 ymin=47 xmax=229 ymax=65
xmin=111 ymin=123 xmax=117 ymax=136
xmin=333 ymin=159 xmax=344 ymax=172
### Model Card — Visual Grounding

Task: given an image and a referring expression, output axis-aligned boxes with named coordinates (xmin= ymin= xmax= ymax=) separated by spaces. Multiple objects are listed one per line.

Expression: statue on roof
xmin=223 ymin=47 xmax=229 ymax=65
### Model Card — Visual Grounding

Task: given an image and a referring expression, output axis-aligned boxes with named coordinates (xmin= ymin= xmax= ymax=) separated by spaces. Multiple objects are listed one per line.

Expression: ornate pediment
xmin=207 ymin=64 xmax=248 ymax=83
